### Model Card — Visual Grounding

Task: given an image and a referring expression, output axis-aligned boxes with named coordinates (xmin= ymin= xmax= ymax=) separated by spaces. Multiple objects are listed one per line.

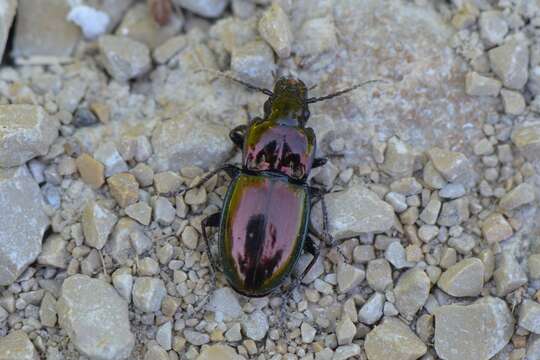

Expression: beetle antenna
xmin=306 ymin=79 xmax=389 ymax=104
xmin=196 ymin=69 xmax=273 ymax=96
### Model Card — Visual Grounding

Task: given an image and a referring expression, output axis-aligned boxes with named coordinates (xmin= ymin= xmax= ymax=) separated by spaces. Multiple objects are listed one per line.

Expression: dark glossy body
xmin=220 ymin=174 xmax=309 ymax=296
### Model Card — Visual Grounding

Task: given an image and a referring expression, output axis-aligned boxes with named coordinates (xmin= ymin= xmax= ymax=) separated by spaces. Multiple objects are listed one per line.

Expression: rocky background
xmin=0 ymin=0 xmax=539 ymax=359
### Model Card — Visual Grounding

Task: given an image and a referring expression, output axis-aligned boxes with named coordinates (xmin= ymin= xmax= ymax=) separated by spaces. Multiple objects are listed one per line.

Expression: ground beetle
xmin=184 ymin=73 xmax=381 ymax=298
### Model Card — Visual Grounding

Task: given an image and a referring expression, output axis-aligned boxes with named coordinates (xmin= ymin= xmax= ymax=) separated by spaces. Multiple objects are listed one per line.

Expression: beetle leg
xmin=193 ymin=212 xmax=221 ymax=314
xmin=312 ymin=157 xmax=328 ymax=169
xmin=179 ymin=164 xmax=240 ymax=195
xmin=309 ymin=187 xmax=335 ymax=247
xmin=229 ymin=125 xmax=247 ymax=148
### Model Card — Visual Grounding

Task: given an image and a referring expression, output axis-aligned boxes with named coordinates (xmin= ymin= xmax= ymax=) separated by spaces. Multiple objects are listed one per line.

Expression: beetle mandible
xmin=184 ymin=73 xmax=382 ymax=298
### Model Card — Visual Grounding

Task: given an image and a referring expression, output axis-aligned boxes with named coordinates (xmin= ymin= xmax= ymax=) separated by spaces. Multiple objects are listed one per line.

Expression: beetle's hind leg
xmin=193 ymin=212 xmax=221 ymax=314
xmin=278 ymin=236 xmax=320 ymax=333
xmin=309 ymin=186 xmax=335 ymax=247
xmin=229 ymin=125 xmax=247 ymax=148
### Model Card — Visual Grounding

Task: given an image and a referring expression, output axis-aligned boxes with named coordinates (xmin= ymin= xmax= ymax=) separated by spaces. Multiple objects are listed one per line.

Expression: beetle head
xmin=263 ymin=76 xmax=311 ymax=125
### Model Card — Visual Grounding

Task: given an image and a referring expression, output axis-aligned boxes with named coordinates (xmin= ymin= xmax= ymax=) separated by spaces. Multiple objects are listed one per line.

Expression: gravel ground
xmin=0 ymin=0 xmax=540 ymax=359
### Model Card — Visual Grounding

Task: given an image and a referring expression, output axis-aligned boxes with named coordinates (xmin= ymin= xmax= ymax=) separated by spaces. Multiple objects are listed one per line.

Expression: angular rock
xmin=336 ymin=317 xmax=356 ymax=345
xmin=479 ymin=11 xmax=508 ymax=45
xmin=465 ymin=71 xmax=501 ymax=96
xmin=419 ymin=198 xmax=441 ymax=225
xmin=12 ymin=0 xmax=80 ymax=58
xmin=132 ymin=277 xmax=166 ymax=312
xmin=82 ymin=201 xmax=118 ymax=249
xmin=0 ymin=330 xmax=39 ymax=360
xmin=112 ymin=268 xmax=133 ymax=302
xmin=242 ymin=310 xmax=268 ymax=341
xmin=394 ymin=268 xmax=430 ymax=319
xmin=427 ymin=148 xmax=472 ymax=183
xmin=0 ymin=0 xmax=16 ymax=61
xmin=98 ymin=35 xmax=151 ymax=82
xmin=94 ymin=142 xmax=128 ymax=178
xmin=37 ymin=234 xmax=68 ymax=269
xmin=518 ymin=299 xmax=540 ymax=334
xmin=311 ymin=185 xmax=394 ymax=240
xmin=437 ymin=198 xmax=469 ymax=227
xmin=156 ymin=321 xmax=172 ymax=350
xmin=173 ymin=0 xmax=228 ymax=18
xmin=0 ymin=105 xmax=58 ymax=168
xmin=358 ymin=292 xmax=384 ymax=325
xmin=337 ymin=262 xmax=365 ymax=293
xmin=57 ymin=275 xmax=135 ymax=360
xmin=434 ymin=297 xmax=514 ymax=360
xmin=231 ymin=40 xmax=275 ymax=88
xmin=153 ymin=35 xmax=188 ymax=64
xmin=153 ymin=197 xmax=176 ymax=226
xmin=439 ymin=183 xmax=466 ymax=199
xmin=437 ymin=258 xmax=484 ymax=297
xmin=493 ymin=252 xmax=528 ymax=296
xmin=40 ymin=292 xmax=57 ymax=327
xmin=499 ymin=183 xmax=536 ymax=211
xmin=115 ymin=3 xmax=183 ymax=49
xmin=107 ymin=173 xmax=139 ymax=208
xmin=529 ymin=335 xmax=540 ymax=360
xmin=385 ymin=242 xmax=413 ymax=269
xmin=196 ymin=344 xmax=244 ymax=360
xmin=488 ymin=35 xmax=529 ymax=90
xmin=366 ymin=259 xmax=393 ymax=292
xmin=481 ymin=213 xmax=513 ymax=244
xmin=301 ymin=322 xmax=316 ymax=343
xmin=501 ymin=89 xmax=526 ymax=115
xmin=529 ymin=254 xmax=540 ymax=280
xmin=125 ymin=202 xmax=152 ymax=226
xmin=295 ymin=17 xmax=337 ymax=56
xmin=154 ymin=171 xmax=182 ymax=194
xmin=381 ymin=136 xmax=415 ymax=178
xmin=206 ymin=288 xmax=242 ymax=322
xmin=258 ymin=3 xmax=293 ymax=59
xmin=0 ymin=166 xmax=49 ymax=286
xmin=76 ymin=153 xmax=105 ymax=189
xmin=365 ymin=317 xmax=427 ymax=360
xmin=511 ymin=121 xmax=540 ymax=162
xmin=151 ymin=114 xmax=233 ymax=171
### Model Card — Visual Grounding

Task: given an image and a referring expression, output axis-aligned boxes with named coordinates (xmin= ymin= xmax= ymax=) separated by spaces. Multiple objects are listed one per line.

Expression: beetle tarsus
xmin=312 ymin=157 xmax=328 ymax=169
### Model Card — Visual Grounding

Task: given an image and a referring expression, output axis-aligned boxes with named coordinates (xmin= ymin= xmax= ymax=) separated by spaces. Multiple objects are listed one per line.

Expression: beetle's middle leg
xmin=309 ymin=187 xmax=334 ymax=247
xmin=178 ymin=164 xmax=240 ymax=196
xmin=193 ymin=212 xmax=221 ymax=314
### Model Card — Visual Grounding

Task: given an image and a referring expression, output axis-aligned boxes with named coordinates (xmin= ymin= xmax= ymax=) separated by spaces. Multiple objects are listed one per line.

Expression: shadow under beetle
xmin=184 ymin=73 xmax=382 ymax=298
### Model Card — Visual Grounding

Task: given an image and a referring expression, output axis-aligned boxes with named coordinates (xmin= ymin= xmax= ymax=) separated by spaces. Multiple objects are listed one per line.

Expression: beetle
xmin=184 ymin=73 xmax=381 ymax=298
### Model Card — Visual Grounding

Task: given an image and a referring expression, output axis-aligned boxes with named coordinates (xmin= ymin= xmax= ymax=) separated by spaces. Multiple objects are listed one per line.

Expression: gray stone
xmin=115 ymin=3 xmax=183 ymax=49
xmin=231 ymin=40 xmax=276 ymax=88
xmin=434 ymin=297 xmax=514 ymax=360
xmin=0 ymin=330 xmax=39 ymax=360
xmin=112 ymin=268 xmax=133 ymax=302
xmin=427 ymin=148 xmax=472 ymax=183
xmin=12 ymin=0 xmax=80 ymax=58
xmin=154 ymin=171 xmax=182 ymax=194
xmin=358 ymin=292 xmax=384 ymax=325
xmin=132 ymin=277 xmax=166 ymax=312
xmin=390 ymin=177 xmax=423 ymax=195
xmin=294 ymin=17 xmax=337 ymax=56
xmin=465 ymin=71 xmax=501 ymax=96
xmin=381 ymin=136 xmax=415 ymax=179
xmin=511 ymin=121 xmax=540 ymax=162
xmin=419 ymin=198 xmax=441 ymax=225
xmin=394 ymin=268 xmax=430 ymax=319
xmin=499 ymin=183 xmax=536 ymax=211
xmin=156 ymin=321 xmax=172 ymax=350
xmin=242 ymin=310 xmax=269 ymax=341
xmin=481 ymin=213 xmax=513 ymax=244
xmin=385 ymin=192 xmax=408 ymax=213
xmin=258 ymin=3 xmax=293 ymax=59
xmin=125 ymin=202 xmax=152 ymax=226
xmin=301 ymin=322 xmax=317 ymax=343
xmin=365 ymin=317 xmax=427 ymax=360
xmin=98 ymin=35 xmax=151 ymax=82
xmin=488 ymin=35 xmax=529 ymax=90
xmin=333 ymin=344 xmax=361 ymax=360
xmin=57 ymin=275 xmax=135 ymax=360
xmin=493 ymin=252 xmax=528 ymax=296
xmin=366 ymin=259 xmax=393 ymax=292
xmin=37 ymin=234 xmax=68 ymax=269
xmin=528 ymin=335 xmax=540 ymax=360
xmin=437 ymin=198 xmax=469 ymax=227
xmin=311 ymin=185 xmax=395 ymax=240
xmin=82 ymin=201 xmax=118 ymax=250
xmin=144 ymin=343 xmax=168 ymax=360
xmin=336 ymin=317 xmax=356 ymax=345
xmin=0 ymin=105 xmax=58 ymax=167
xmin=423 ymin=161 xmax=447 ymax=189
xmin=385 ymin=242 xmax=413 ymax=269
xmin=197 ymin=344 xmax=244 ymax=360
xmin=437 ymin=258 xmax=484 ymax=297
xmin=337 ymin=262 xmax=365 ymax=293
xmin=93 ymin=142 xmax=128 ymax=178
xmin=153 ymin=197 xmax=176 ymax=226
xmin=479 ymin=11 xmax=508 ymax=45
xmin=529 ymin=254 xmax=540 ymax=280
xmin=0 ymin=0 xmax=16 ymax=61
xmin=39 ymin=292 xmax=57 ymax=328
xmin=501 ymin=89 xmax=526 ymax=115
xmin=206 ymin=287 xmax=243 ymax=320
xmin=439 ymin=184 xmax=466 ymax=199
xmin=518 ymin=299 xmax=540 ymax=334
xmin=151 ymin=113 xmax=233 ymax=171
xmin=225 ymin=323 xmax=242 ymax=342
xmin=173 ymin=0 xmax=228 ymax=18
xmin=153 ymin=35 xmax=188 ymax=64
xmin=0 ymin=166 xmax=49 ymax=286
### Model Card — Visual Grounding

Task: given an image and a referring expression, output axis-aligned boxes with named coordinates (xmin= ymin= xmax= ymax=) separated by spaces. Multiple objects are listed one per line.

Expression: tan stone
xmin=107 ymin=173 xmax=139 ymax=207
xmin=76 ymin=153 xmax=105 ymax=189
xmin=481 ymin=213 xmax=513 ymax=244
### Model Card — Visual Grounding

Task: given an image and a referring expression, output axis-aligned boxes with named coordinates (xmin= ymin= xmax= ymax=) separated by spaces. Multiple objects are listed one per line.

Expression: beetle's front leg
xmin=178 ymin=164 xmax=240 ymax=196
